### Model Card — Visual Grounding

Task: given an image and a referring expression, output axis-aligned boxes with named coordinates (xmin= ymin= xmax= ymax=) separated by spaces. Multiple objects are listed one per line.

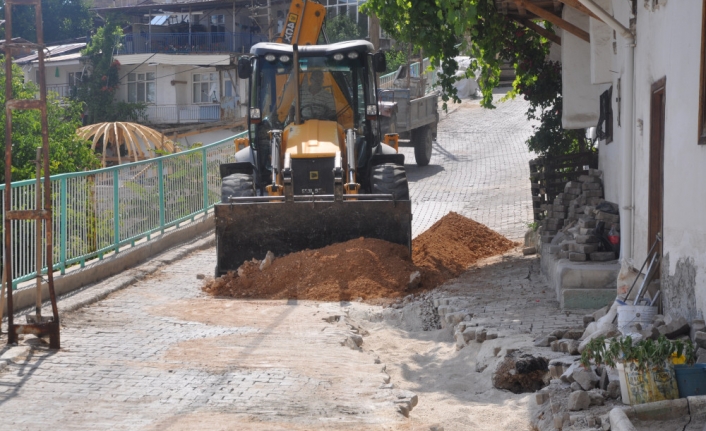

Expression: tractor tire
xmin=412 ymin=126 xmax=433 ymax=167
xmin=221 ymin=173 xmax=254 ymax=203
xmin=371 ymin=163 xmax=409 ymax=201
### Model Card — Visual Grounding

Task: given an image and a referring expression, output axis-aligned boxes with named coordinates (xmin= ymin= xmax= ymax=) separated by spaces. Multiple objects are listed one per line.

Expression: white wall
xmin=561 ymin=6 xmax=610 ymax=129
xmin=597 ymin=0 xmax=706 ymax=320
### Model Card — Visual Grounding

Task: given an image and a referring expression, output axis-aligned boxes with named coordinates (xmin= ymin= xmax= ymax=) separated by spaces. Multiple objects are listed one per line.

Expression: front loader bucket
xmin=214 ymin=199 xmax=412 ymax=276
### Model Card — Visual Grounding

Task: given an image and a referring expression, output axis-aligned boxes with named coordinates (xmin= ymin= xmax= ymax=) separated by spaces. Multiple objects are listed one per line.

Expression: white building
xmin=541 ymin=0 xmax=706 ymax=322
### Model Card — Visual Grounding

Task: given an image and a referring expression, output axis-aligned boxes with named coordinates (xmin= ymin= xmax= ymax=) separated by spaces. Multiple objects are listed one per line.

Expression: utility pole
xmin=369 ymin=14 xmax=380 ymax=51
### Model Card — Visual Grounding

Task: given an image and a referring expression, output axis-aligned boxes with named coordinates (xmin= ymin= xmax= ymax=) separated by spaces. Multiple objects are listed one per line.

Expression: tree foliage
xmin=324 ymin=14 xmax=367 ymax=43
xmin=361 ymin=0 xmax=590 ymax=156
xmin=77 ymin=16 xmax=145 ymax=125
xmin=0 ymin=0 xmax=91 ymax=44
xmin=0 ymin=58 xmax=100 ymax=183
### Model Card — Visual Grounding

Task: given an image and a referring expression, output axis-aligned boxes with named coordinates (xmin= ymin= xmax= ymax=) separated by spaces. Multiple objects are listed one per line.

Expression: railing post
xmin=202 ymin=148 xmax=209 ymax=212
xmin=60 ymin=177 xmax=67 ymax=274
xmin=158 ymin=158 xmax=165 ymax=234
xmin=113 ymin=169 xmax=120 ymax=253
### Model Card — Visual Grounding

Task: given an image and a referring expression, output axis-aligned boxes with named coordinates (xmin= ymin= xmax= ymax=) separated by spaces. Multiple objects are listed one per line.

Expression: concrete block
xmin=536 ymin=390 xmax=550 ymax=405
xmin=577 ymin=244 xmax=599 ymax=254
xmin=687 ymin=395 xmax=706 ymax=424
xmin=557 ymin=262 xmax=621 ymax=290
xmin=628 ymin=398 xmax=688 ymax=421
xmin=584 ymin=190 xmax=604 ymax=198
xmin=695 ymin=332 xmax=706 ymax=349
xmin=579 ymin=175 xmax=599 ymax=183
xmin=591 ymin=251 xmax=617 ymax=262
xmin=568 ymin=390 xmax=590 ymax=411
xmin=578 ymin=218 xmax=597 ymax=229
xmin=569 ymin=252 xmax=587 ymax=262
xmin=596 ymin=211 xmax=620 ymax=223
xmin=609 ymin=408 xmax=636 ymax=431
xmin=549 ymin=245 xmax=561 ymax=254
xmin=589 ymin=169 xmax=602 ymax=177
xmin=562 ymin=289 xmax=617 ymax=309
xmin=576 ymin=235 xmax=600 ymax=244
xmin=523 ymin=246 xmax=537 ymax=256
xmin=690 ymin=320 xmax=706 ymax=341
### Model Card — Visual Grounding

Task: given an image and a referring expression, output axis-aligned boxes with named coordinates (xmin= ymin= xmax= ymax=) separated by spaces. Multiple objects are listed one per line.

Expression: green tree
xmin=0 ymin=57 xmax=101 ymax=184
xmin=77 ymin=16 xmax=145 ymax=124
xmin=362 ymin=0 xmax=590 ymax=156
xmin=0 ymin=0 xmax=92 ymax=44
xmin=324 ymin=14 xmax=366 ymax=43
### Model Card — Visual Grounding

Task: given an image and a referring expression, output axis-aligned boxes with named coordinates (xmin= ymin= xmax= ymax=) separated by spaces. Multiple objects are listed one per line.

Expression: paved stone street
xmin=0 ymin=97 xmax=549 ymax=430
xmin=402 ymin=97 xmax=535 ymax=239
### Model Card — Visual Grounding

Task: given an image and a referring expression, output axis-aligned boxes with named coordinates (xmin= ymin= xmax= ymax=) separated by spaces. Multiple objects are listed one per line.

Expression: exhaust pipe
xmin=293 ymin=44 xmax=301 ymax=125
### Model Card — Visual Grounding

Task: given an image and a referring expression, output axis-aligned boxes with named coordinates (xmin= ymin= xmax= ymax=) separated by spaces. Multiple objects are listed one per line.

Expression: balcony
xmin=116 ymin=32 xmax=269 ymax=55
xmin=140 ymin=104 xmax=223 ymax=125
xmin=46 ymin=84 xmax=77 ymax=99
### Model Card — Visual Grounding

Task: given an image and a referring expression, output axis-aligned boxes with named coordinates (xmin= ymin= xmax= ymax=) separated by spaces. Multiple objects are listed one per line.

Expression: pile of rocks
xmin=540 ymin=169 xmax=620 ymax=262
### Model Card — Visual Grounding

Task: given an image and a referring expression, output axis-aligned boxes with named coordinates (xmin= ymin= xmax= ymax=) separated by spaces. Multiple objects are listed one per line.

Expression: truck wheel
xmin=412 ymin=126 xmax=433 ymax=167
xmin=371 ymin=163 xmax=409 ymax=200
xmin=221 ymin=173 xmax=254 ymax=203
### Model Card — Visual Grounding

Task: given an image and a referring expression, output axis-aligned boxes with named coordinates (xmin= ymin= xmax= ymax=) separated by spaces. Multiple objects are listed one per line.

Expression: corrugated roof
xmin=14 ymin=42 xmax=86 ymax=64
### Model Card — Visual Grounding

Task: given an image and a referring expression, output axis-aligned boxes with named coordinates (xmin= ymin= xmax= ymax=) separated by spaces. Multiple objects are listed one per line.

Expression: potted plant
xmin=581 ymin=335 xmax=688 ymax=404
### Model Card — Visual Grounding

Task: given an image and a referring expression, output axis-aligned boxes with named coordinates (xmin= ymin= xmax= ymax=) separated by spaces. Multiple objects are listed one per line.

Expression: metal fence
xmin=116 ymin=32 xmax=269 ymax=55
xmin=141 ymin=104 xmax=221 ymax=124
xmin=0 ymin=132 xmax=244 ymax=288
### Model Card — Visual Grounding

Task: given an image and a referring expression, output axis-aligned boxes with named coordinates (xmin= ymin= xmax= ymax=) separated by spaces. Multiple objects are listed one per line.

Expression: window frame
xmin=192 ymin=72 xmax=220 ymax=104
xmin=127 ymin=71 xmax=156 ymax=104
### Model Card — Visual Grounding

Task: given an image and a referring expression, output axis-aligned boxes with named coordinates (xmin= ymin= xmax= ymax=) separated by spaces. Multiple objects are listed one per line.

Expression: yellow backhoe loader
xmin=214 ymin=41 xmax=411 ymax=276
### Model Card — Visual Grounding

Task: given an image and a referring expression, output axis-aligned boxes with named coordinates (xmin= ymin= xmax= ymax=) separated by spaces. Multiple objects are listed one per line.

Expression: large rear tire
xmin=412 ymin=126 xmax=433 ymax=167
xmin=371 ymin=163 xmax=409 ymax=200
xmin=221 ymin=173 xmax=254 ymax=203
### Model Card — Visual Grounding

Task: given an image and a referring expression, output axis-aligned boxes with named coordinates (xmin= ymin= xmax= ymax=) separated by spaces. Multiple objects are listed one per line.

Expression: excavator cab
xmin=214 ymin=41 xmax=410 ymax=276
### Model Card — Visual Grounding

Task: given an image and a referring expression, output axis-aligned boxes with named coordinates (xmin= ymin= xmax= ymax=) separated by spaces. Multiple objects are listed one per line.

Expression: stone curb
xmin=609 ymin=408 xmax=636 ymax=431
xmin=615 ymin=395 xmax=706 ymax=429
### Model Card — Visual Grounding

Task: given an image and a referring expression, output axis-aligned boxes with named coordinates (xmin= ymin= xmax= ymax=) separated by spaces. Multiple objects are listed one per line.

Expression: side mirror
xmin=237 ymin=56 xmax=252 ymax=79
xmin=372 ymin=52 xmax=386 ymax=73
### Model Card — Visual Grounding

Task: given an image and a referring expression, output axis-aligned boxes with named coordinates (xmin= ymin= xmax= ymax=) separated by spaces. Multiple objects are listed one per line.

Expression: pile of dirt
xmin=203 ymin=238 xmax=418 ymax=302
xmin=412 ymin=212 xmax=518 ymax=287
xmin=203 ymin=212 xmax=518 ymax=301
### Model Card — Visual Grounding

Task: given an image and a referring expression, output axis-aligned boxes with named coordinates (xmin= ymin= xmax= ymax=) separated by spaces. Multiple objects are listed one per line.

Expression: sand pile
xmin=413 ymin=212 xmax=517 ymax=287
xmin=203 ymin=212 xmax=518 ymax=301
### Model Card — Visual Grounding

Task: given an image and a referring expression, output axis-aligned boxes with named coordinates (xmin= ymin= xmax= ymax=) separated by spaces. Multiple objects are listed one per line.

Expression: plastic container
xmin=623 ymin=361 xmax=679 ymax=405
xmin=674 ymin=364 xmax=706 ymax=398
xmin=617 ymin=305 xmax=658 ymax=335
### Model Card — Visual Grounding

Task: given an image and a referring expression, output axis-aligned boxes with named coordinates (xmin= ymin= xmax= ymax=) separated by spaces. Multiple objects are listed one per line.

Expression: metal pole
xmin=35 ymin=0 xmax=60 ymax=333
xmin=34 ymin=147 xmax=42 ymax=319
xmin=4 ymin=1 xmax=16 ymax=345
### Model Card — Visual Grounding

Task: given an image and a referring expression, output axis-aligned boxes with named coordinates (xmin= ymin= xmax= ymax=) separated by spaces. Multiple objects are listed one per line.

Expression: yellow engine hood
xmin=283 ymin=120 xmax=343 ymax=158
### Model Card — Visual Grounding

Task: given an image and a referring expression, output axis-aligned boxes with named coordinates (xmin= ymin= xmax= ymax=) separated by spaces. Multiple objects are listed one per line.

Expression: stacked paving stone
xmin=541 ymin=169 xmax=619 ymax=262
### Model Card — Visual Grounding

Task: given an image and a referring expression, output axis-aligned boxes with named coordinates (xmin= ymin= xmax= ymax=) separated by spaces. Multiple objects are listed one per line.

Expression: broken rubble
xmin=568 ymin=390 xmax=590 ymax=411
xmin=571 ymin=367 xmax=599 ymax=391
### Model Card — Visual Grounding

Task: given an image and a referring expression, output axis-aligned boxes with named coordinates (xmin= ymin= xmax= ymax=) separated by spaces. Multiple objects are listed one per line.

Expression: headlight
xmin=366 ymin=104 xmax=378 ymax=116
xmin=250 ymin=108 xmax=261 ymax=119
xmin=279 ymin=55 xmax=291 ymax=63
xmin=347 ymin=51 xmax=359 ymax=59
xmin=333 ymin=53 xmax=344 ymax=61
xmin=264 ymin=54 xmax=276 ymax=62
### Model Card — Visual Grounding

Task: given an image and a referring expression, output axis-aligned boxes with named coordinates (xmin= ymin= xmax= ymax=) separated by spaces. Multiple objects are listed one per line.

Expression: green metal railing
xmin=1 ymin=131 xmax=245 ymax=288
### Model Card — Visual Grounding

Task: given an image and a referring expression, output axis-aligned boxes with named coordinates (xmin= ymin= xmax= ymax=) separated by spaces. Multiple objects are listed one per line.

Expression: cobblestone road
xmin=401 ymin=97 xmax=535 ymax=240
xmin=0 ymin=97 xmax=540 ymax=430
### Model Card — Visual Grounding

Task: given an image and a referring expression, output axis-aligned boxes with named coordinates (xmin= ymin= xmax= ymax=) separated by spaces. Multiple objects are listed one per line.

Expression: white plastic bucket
xmin=617 ymin=305 xmax=658 ymax=335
